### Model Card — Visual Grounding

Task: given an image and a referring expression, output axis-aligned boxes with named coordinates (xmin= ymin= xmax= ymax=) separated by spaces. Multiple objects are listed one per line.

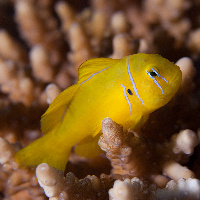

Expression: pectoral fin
xmin=41 ymin=84 xmax=79 ymax=135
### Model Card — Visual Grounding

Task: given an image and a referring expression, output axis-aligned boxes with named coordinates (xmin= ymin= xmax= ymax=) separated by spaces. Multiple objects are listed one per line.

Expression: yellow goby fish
xmin=15 ymin=53 xmax=182 ymax=171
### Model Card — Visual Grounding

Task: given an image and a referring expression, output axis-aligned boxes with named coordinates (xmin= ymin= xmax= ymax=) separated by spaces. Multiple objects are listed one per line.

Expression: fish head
xmin=126 ymin=53 xmax=182 ymax=112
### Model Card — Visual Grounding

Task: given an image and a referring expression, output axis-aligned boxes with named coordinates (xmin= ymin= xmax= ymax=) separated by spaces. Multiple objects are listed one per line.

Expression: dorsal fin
xmin=78 ymin=57 xmax=119 ymax=84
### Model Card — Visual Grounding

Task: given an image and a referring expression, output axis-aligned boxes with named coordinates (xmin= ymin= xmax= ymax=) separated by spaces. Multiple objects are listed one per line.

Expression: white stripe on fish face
xmin=148 ymin=68 xmax=168 ymax=83
xmin=126 ymin=57 xmax=144 ymax=104
xmin=146 ymin=68 xmax=168 ymax=95
xmin=79 ymin=67 xmax=109 ymax=86
xmin=121 ymin=84 xmax=132 ymax=116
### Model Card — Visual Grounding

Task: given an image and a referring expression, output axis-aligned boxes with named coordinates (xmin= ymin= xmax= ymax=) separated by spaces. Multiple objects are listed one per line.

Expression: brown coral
xmin=0 ymin=56 xmax=34 ymax=106
xmin=0 ymin=0 xmax=200 ymax=199
xmin=0 ymin=137 xmax=45 ymax=200
xmin=99 ymin=118 xmax=198 ymax=187
xmin=0 ymin=30 xmax=27 ymax=64
xmin=109 ymin=177 xmax=200 ymax=200
xmin=36 ymin=163 xmax=112 ymax=200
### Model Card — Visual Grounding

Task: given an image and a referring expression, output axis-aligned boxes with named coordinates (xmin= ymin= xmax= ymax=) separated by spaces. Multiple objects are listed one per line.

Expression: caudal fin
xmin=15 ymin=133 xmax=71 ymax=171
xmin=15 ymin=84 xmax=79 ymax=172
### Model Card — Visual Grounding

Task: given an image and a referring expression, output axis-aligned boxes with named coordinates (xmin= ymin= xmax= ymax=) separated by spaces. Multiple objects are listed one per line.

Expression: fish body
xmin=15 ymin=53 xmax=182 ymax=171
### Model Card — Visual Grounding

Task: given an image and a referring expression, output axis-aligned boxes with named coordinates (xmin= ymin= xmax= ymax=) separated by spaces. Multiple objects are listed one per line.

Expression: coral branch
xmin=36 ymin=163 xmax=112 ymax=200
xmin=109 ymin=177 xmax=200 ymax=200
xmin=0 ymin=138 xmax=45 ymax=200
xmin=99 ymin=118 xmax=198 ymax=185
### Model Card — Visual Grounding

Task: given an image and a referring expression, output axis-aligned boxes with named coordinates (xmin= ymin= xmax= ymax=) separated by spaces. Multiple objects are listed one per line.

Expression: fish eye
xmin=146 ymin=68 xmax=159 ymax=78
xmin=149 ymin=71 xmax=158 ymax=77
xmin=127 ymin=89 xmax=133 ymax=95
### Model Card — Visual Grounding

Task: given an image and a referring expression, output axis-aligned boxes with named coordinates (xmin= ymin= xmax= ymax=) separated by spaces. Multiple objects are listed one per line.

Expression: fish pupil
xmin=149 ymin=71 xmax=157 ymax=77
xmin=127 ymin=89 xmax=133 ymax=95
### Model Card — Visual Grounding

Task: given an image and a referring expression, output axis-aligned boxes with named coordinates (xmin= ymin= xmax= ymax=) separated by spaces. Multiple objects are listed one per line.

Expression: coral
xmin=89 ymin=10 xmax=109 ymax=51
xmin=45 ymin=83 xmax=62 ymax=104
xmin=187 ymin=28 xmax=200 ymax=56
xmin=111 ymin=34 xmax=138 ymax=59
xmin=55 ymin=1 xmax=76 ymax=35
xmin=143 ymin=0 xmax=192 ymax=46
xmin=99 ymin=118 xmax=198 ymax=187
xmin=176 ymin=57 xmax=196 ymax=94
xmin=36 ymin=163 xmax=112 ymax=200
xmin=0 ymin=137 xmax=45 ymax=200
xmin=0 ymin=30 xmax=27 ymax=64
xmin=67 ymin=22 xmax=94 ymax=73
xmin=109 ymin=177 xmax=200 ymax=200
xmin=110 ymin=12 xmax=130 ymax=35
xmin=0 ymin=55 xmax=34 ymax=106
xmin=172 ymin=129 xmax=199 ymax=155
xmin=0 ymin=0 xmax=200 ymax=199
xmin=15 ymin=0 xmax=66 ymax=66
xmin=30 ymin=45 xmax=54 ymax=83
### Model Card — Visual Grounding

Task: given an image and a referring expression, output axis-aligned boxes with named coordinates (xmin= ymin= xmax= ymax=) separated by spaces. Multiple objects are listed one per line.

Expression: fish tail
xmin=15 ymin=133 xmax=71 ymax=172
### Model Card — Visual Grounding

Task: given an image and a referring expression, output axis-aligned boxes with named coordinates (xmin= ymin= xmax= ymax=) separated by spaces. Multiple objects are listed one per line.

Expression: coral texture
xmin=99 ymin=118 xmax=198 ymax=187
xmin=0 ymin=137 xmax=45 ymax=200
xmin=109 ymin=177 xmax=200 ymax=200
xmin=36 ymin=163 xmax=112 ymax=200
xmin=0 ymin=0 xmax=200 ymax=199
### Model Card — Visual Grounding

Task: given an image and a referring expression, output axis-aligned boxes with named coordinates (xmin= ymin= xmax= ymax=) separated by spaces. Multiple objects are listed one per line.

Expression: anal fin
xmin=75 ymin=133 xmax=103 ymax=158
